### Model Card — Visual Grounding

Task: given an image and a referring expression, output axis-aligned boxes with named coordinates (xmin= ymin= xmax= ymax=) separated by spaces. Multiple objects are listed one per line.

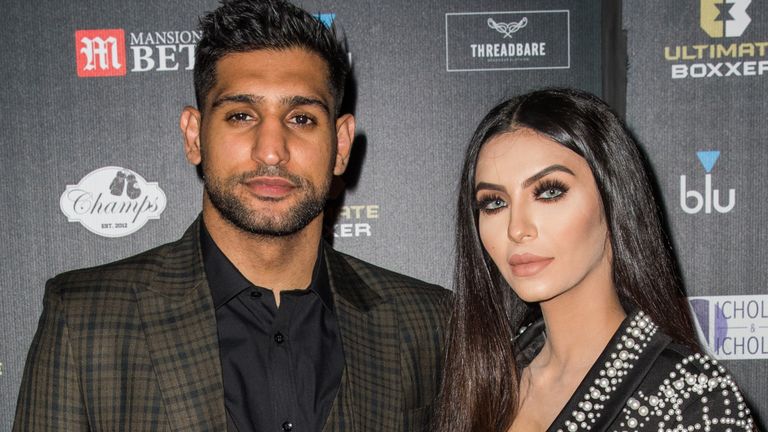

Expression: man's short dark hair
xmin=194 ymin=0 xmax=350 ymax=115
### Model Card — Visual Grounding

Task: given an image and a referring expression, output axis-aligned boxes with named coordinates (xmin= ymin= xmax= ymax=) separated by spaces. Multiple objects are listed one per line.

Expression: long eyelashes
xmin=533 ymin=179 xmax=569 ymax=201
xmin=475 ymin=195 xmax=506 ymax=214
xmin=474 ymin=179 xmax=570 ymax=214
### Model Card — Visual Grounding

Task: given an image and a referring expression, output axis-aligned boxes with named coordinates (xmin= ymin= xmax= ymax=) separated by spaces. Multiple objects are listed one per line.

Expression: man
xmin=13 ymin=1 xmax=449 ymax=431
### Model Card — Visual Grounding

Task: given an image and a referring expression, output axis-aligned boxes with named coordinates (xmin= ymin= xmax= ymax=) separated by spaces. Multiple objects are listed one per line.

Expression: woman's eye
xmin=534 ymin=180 xmax=568 ymax=201
xmin=476 ymin=196 xmax=507 ymax=213
xmin=537 ymin=188 xmax=563 ymax=200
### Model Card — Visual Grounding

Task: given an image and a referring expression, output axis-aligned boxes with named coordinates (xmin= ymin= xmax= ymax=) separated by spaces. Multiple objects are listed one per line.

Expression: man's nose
xmin=252 ymin=117 xmax=290 ymax=166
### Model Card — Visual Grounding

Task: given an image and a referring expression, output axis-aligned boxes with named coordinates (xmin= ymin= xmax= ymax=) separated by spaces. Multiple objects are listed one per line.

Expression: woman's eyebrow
xmin=522 ymin=164 xmax=575 ymax=188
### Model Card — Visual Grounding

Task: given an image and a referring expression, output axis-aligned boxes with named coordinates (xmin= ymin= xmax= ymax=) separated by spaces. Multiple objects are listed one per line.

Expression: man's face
xmin=182 ymin=48 xmax=354 ymax=236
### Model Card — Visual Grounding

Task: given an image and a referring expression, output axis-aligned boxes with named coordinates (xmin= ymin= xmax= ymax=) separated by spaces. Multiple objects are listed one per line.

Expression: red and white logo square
xmin=75 ymin=29 xmax=126 ymax=77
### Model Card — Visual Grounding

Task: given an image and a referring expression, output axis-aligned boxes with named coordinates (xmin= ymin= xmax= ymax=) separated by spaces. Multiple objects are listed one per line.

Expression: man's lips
xmin=508 ymin=253 xmax=554 ymax=277
xmin=243 ymin=177 xmax=297 ymax=198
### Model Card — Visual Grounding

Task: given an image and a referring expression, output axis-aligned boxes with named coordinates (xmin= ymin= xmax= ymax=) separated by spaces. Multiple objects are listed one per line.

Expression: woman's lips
xmin=508 ymin=253 xmax=554 ymax=277
xmin=244 ymin=177 xmax=297 ymax=198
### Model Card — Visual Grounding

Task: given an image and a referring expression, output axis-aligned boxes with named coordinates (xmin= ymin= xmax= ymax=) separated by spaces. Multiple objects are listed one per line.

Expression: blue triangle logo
xmin=696 ymin=150 xmax=720 ymax=173
xmin=314 ymin=13 xmax=336 ymax=28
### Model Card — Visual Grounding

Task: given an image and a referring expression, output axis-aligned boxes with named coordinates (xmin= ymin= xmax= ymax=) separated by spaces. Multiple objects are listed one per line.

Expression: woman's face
xmin=475 ymin=128 xmax=612 ymax=304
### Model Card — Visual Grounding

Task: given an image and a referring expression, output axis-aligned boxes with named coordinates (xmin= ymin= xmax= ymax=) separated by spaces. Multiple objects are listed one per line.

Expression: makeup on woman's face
xmin=474 ymin=128 xmax=612 ymax=304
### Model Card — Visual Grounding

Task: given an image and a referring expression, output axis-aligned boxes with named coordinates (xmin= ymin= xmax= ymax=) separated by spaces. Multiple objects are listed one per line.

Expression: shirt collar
xmin=200 ymin=222 xmax=333 ymax=311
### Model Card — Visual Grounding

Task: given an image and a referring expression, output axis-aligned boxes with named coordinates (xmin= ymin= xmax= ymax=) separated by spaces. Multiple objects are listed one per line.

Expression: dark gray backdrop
xmin=2 ymin=0 xmax=764 ymax=428
xmin=624 ymin=0 xmax=768 ymax=423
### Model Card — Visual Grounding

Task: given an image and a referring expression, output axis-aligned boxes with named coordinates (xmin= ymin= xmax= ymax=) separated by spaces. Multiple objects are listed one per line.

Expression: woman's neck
xmin=534 ymin=263 xmax=626 ymax=376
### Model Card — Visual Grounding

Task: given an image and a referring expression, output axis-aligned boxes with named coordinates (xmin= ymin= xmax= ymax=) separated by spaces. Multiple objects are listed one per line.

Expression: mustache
xmin=233 ymin=165 xmax=307 ymax=187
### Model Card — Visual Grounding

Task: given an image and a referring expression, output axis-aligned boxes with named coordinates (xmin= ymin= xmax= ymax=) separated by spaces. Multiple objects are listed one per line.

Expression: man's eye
xmin=227 ymin=113 xmax=252 ymax=122
xmin=290 ymin=114 xmax=314 ymax=125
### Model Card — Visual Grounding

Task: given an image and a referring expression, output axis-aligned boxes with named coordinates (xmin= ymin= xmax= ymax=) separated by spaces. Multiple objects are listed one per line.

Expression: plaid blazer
xmin=13 ymin=219 xmax=451 ymax=432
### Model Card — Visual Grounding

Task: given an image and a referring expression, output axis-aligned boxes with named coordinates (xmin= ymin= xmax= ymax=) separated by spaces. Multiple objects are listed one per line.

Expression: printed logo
xmin=313 ymin=13 xmax=336 ymax=28
xmin=325 ymin=204 xmax=380 ymax=239
xmin=488 ymin=17 xmax=528 ymax=38
xmin=690 ymin=295 xmax=768 ymax=360
xmin=445 ymin=10 xmax=570 ymax=72
xmin=76 ymin=29 xmax=127 ymax=77
xmin=75 ymin=28 xmax=201 ymax=77
xmin=663 ymin=0 xmax=766 ymax=79
xmin=74 ymin=16 xmax=340 ymax=78
xmin=333 ymin=205 xmax=379 ymax=238
xmin=701 ymin=0 xmax=751 ymax=38
xmin=680 ymin=150 xmax=735 ymax=214
xmin=60 ymin=166 xmax=167 ymax=237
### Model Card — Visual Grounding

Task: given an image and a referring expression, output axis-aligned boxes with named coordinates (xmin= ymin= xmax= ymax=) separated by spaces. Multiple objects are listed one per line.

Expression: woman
xmin=433 ymin=88 xmax=756 ymax=431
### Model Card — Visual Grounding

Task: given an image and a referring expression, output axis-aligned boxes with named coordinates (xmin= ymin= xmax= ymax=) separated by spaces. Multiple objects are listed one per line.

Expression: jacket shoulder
xmin=46 ymin=235 xmax=193 ymax=299
xmin=623 ymin=342 xmax=756 ymax=431
xmin=332 ymin=250 xmax=451 ymax=310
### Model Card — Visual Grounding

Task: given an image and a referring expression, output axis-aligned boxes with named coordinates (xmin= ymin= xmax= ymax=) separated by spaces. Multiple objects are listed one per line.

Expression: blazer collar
xmin=322 ymin=245 xmax=401 ymax=432
xmin=145 ymin=216 xmax=207 ymax=299
xmin=137 ymin=219 xmax=398 ymax=432
xmin=323 ymin=242 xmax=386 ymax=313
xmin=135 ymin=216 xmax=227 ymax=431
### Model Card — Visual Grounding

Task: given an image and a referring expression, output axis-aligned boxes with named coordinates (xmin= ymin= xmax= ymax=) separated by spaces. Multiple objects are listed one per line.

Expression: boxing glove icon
xmin=126 ymin=173 xmax=141 ymax=199
xmin=109 ymin=171 xmax=126 ymax=196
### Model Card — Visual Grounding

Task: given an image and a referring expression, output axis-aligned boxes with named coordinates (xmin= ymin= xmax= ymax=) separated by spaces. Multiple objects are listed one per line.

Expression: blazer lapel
xmin=547 ymin=311 xmax=671 ymax=432
xmin=323 ymin=246 xmax=402 ymax=432
xmin=135 ymin=220 xmax=227 ymax=432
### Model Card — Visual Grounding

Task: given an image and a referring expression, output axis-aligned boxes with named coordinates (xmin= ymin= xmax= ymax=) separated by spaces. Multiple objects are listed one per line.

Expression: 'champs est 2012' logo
xmin=60 ymin=167 xmax=167 ymax=237
xmin=679 ymin=150 xmax=735 ymax=214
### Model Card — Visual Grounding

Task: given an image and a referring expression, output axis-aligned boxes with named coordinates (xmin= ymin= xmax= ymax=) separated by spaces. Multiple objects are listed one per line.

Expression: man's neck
xmin=201 ymin=206 xmax=323 ymax=294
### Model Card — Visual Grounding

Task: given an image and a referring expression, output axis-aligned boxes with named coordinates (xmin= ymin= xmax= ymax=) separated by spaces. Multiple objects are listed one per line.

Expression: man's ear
xmin=333 ymin=113 xmax=355 ymax=176
xmin=180 ymin=106 xmax=202 ymax=166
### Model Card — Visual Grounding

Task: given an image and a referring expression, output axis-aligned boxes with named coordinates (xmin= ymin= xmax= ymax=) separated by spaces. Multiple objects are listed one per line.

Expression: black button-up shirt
xmin=201 ymin=224 xmax=344 ymax=432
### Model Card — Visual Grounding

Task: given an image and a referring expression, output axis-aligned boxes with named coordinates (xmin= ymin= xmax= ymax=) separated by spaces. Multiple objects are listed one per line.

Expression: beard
xmin=203 ymin=163 xmax=331 ymax=237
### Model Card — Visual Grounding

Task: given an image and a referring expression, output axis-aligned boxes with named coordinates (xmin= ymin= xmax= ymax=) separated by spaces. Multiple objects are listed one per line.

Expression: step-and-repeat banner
xmin=1 ymin=0 xmax=765 ymax=428
xmin=0 ymin=0 xmax=601 ymax=426
xmin=624 ymin=0 xmax=767 ymax=422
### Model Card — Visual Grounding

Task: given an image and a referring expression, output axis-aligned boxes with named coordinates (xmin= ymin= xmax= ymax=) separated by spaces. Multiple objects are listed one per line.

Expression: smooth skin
xmin=179 ymin=48 xmax=355 ymax=305
xmin=474 ymin=128 xmax=626 ymax=431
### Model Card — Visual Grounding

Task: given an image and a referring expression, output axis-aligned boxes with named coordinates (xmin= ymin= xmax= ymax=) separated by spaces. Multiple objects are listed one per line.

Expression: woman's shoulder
xmin=616 ymin=335 xmax=756 ymax=431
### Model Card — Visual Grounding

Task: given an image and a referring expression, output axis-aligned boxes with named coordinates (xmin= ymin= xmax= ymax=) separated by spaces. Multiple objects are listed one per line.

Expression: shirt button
xmin=274 ymin=332 xmax=285 ymax=344
xmin=250 ymin=290 xmax=262 ymax=298
xmin=281 ymin=421 xmax=293 ymax=431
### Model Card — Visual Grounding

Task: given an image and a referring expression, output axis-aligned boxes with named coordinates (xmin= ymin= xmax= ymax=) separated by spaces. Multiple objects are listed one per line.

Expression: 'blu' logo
xmin=313 ymin=13 xmax=336 ymax=28
xmin=679 ymin=150 xmax=735 ymax=214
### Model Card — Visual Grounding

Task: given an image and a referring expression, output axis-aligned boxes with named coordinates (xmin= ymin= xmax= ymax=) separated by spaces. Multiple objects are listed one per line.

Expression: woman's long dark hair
xmin=432 ymin=88 xmax=700 ymax=432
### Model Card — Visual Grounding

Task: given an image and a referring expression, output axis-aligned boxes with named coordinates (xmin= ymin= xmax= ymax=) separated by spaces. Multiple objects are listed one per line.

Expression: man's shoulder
xmin=47 ymin=234 xmax=192 ymax=299
xmin=328 ymin=248 xmax=450 ymax=304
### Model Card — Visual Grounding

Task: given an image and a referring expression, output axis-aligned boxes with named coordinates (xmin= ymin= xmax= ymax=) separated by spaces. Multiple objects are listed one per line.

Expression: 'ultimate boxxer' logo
xmin=60 ymin=167 xmax=167 ymax=237
xmin=680 ymin=151 xmax=735 ymax=214
xmin=701 ymin=0 xmax=751 ymax=37
xmin=690 ymin=295 xmax=768 ymax=359
xmin=664 ymin=0 xmax=768 ymax=79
